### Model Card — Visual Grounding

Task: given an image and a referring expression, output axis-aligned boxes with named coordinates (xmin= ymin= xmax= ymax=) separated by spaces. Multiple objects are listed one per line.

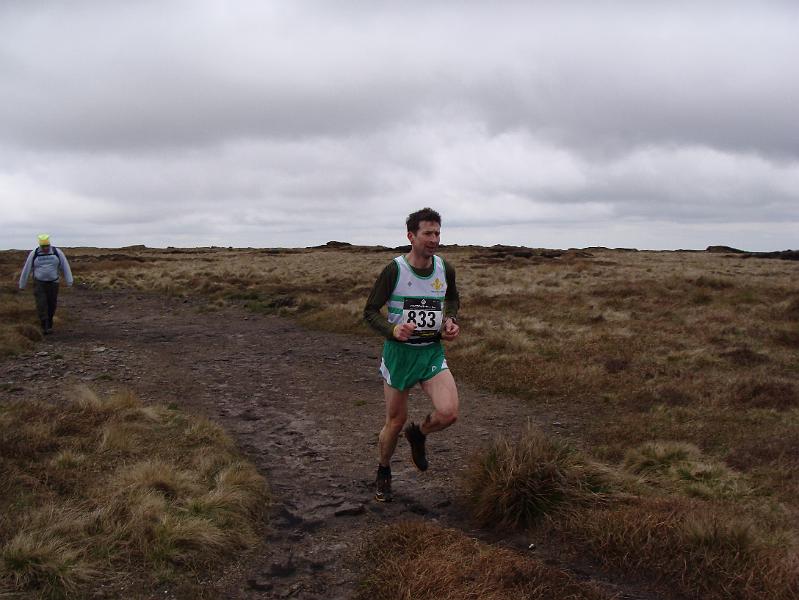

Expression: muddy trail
xmin=1 ymin=288 xmax=667 ymax=599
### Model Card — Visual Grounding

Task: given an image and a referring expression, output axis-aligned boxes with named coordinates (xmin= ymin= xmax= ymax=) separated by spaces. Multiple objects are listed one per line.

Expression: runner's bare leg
xmin=379 ymin=383 xmax=409 ymax=466
xmin=419 ymin=369 xmax=459 ymax=435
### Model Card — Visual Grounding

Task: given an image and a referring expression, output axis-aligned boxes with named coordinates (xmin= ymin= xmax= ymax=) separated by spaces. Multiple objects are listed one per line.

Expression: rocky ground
xmin=0 ymin=287 xmax=669 ymax=599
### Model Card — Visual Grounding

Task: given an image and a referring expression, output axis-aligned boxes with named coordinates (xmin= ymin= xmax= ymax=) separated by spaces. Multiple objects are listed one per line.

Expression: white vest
xmin=387 ymin=255 xmax=447 ymax=346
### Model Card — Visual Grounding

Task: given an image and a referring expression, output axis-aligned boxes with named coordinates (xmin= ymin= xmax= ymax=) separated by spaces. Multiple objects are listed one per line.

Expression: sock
xmin=377 ymin=465 xmax=391 ymax=477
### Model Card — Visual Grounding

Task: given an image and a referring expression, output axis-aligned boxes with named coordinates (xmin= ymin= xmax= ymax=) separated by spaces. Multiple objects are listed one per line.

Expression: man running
xmin=18 ymin=234 xmax=74 ymax=334
xmin=363 ymin=207 xmax=461 ymax=502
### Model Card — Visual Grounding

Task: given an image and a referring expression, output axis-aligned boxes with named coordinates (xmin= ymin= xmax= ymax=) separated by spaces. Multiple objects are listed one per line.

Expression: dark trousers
xmin=33 ymin=280 xmax=59 ymax=326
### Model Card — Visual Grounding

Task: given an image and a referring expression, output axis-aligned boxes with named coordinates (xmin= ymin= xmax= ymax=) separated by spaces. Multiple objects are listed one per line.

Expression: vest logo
xmin=432 ymin=278 xmax=443 ymax=291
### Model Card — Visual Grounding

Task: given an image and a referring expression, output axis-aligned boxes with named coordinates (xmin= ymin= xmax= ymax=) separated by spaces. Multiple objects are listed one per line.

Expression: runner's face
xmin=408 ymin=221 xmax=440 ymax=258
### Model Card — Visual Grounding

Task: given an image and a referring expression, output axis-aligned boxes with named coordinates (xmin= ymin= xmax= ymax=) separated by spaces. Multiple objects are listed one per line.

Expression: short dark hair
xmin=406 ymin=207 xmax=441 ymax=233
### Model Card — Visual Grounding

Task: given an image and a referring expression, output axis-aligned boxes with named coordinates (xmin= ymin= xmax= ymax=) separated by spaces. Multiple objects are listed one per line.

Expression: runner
xmin=18 ymin=234 xmax=74 ymax=334
xmin=363 ymin=207 xmax=461 ymax=502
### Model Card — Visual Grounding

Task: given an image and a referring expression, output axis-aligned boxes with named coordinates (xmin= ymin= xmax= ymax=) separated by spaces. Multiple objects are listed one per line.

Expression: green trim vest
xmin=387 ymin=255 xmax=447 ymax=346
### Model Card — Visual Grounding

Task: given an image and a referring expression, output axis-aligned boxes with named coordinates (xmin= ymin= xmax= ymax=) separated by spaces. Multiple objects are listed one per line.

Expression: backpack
xmin=33 ymin=246 xmax=61 ymax=267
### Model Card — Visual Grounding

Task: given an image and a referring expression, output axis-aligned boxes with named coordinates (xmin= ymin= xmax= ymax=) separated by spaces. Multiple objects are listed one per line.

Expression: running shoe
xmin=404 ymin=422 xmax=428 ymax=471
xmin=375 ymin=469 xmax=392 ymax=502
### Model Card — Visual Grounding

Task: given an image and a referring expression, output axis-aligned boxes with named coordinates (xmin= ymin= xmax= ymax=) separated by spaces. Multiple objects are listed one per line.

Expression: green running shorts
xmin=379 ymin=340 xmax=449 ymax=391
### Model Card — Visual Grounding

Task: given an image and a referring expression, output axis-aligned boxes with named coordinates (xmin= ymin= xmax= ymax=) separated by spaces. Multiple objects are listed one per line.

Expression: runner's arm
xmin=363 ymin=262 xmax=399 ymax=340
xmin=443 ymin=259 xmax=459 ymax=320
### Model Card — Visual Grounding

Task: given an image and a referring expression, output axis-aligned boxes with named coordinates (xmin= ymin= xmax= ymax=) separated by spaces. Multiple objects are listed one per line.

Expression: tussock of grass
xmin=0 ymin=388 xmax=268 ymax=598
xmin=184 ymin=415 xmax=235 ymax=449
xmin=0 ymin=399 xmax=60 ymax=458
xmin=356 ymin=521 xmax=614 ymax=600
xmin=113 ymin=460 xmax=201 ymax=500
xmin=465 ymin=425 xmax=610 ymax=528
xmin=0 ymin=322 xmax=40 ymax=357
xmin=0 ymin=285 xmax=45 ymax=356
xmin=14 ymin=322 xmax=43 ymax=343
xmin=74 ymin=385 xmax=139 ymax=413
xmin=693 ymin=275 xmax=734 ymax=290
xmin=718 ymin=345 xmax=770 ymax=366
xmin=49 ymin=450 xmax=86 ymax=470
xmin=623 ymin=440 xmax=699 ymax=473
xmin=622 ymin=441 xmax=751 ymax=499
xmin=730 ymin=375 xmax=799 ymax=410
xmin=2 ymin=530 xmax=97 ymax=599
xmin=784 ymin=297 xmax=799 ymax=320
xmin=560 ymin=499 xmax=798 ymax=600
xmin=773 ymin=326 xmax=799 ymax=348
xmin=468 ymin=430 xmax=797 ymax=600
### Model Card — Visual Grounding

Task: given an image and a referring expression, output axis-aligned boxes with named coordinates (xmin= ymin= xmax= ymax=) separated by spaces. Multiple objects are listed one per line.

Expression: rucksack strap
xmin=34 ymin=246 xmax=61 ymax=265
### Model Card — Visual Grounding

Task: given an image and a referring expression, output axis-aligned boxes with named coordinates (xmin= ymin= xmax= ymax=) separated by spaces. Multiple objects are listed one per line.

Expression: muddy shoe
xmin=404 ymin=422 xmax=428 ymax=471
xmin=375 ymin=468 xmax=392 ymax=502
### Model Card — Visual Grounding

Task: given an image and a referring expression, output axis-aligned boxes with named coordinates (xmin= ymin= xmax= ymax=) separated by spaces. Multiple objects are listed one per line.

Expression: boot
xmin=47 ymin=318 xmax=53 ymax=333
xmin=41 ymin=319 xmax=51 ymax=335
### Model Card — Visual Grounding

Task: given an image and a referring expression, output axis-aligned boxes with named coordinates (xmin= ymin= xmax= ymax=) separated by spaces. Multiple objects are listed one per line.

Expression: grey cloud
xmin=1 ymin=1 xmax=797 ymax=251
xmin=3 ymin=2 xmax=797 ymax=158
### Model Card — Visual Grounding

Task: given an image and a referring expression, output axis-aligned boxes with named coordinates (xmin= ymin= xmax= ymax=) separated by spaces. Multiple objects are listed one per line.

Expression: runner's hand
xmin=441 ymin=317 xmax=460 ymax=341
xmin=393 ymin=323 xmax=416 ymax=341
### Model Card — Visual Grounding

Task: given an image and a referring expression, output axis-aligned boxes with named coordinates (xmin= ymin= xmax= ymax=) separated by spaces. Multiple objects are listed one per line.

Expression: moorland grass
xmin=14 ymin=245 xmax=799 ymax=595
xmin=466 ymin=427 xmax=798 ymax=600
xmin=356 ymin=521 xmax=614 ymax=600
xmin=465 ymin=425 xmax=611 ymax=529
xmin=559 ymin=499 xmax=798 ymax=600
xmin=0 ymin=387 xmax=267 ymax=599
xmin=0 ymin=289 xmax=42 ymax=357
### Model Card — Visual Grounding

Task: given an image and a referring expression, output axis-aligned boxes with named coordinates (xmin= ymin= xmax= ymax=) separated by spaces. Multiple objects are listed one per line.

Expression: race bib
xmin=402 ymin=298 xmax=443 ymax=338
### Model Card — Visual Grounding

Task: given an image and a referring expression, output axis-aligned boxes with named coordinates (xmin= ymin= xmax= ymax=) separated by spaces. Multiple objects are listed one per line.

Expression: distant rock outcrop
xmin=743 ymin=250 xmax=799 ymax=261
xmin=706 ymin=245 xmax=799 ymax=261
xmin=464 ymin=245 xmax=595 ymax=262
xmin=706 ymin=245 xmax=745 ymax=253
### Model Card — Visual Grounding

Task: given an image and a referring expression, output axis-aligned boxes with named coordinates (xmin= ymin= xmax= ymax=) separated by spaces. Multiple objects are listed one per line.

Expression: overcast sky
xmin=1 ymin=1 xmax=797 ymax=251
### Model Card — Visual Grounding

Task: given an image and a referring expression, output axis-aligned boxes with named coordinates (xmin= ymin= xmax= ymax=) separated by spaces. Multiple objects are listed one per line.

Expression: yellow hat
xmin=37 ymin=234 xmax=50 ymax=246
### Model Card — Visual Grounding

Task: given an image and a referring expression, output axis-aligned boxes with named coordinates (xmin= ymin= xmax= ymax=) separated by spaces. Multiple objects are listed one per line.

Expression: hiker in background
xmin=18 ymin=234 xmax=74 ymax=334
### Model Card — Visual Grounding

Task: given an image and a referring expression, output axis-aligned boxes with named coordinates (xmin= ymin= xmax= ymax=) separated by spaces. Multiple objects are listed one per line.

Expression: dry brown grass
xmin=468 ymin=428 xmax=797 ymax=599
xmin=465 ymin=425 xmax=611 ymax=528
xmin=556 ymin=498 xmax=799 ymax=600
xmin=0 ymin=289 xmax=42 ymax=357
xmin=356 ymin=521 xmax=615 ymax=600
xmin=621 ymin=441 xmax=752 ymax=500
xmin=16 ymin=244 xmax=799 ymax=594
xmin=0 ymin=387 xmax=268 ymax=599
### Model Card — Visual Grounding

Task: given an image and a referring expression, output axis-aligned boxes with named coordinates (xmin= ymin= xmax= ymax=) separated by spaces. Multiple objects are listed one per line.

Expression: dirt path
xmin=0 ymin=288 xmax=662 ymax=599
